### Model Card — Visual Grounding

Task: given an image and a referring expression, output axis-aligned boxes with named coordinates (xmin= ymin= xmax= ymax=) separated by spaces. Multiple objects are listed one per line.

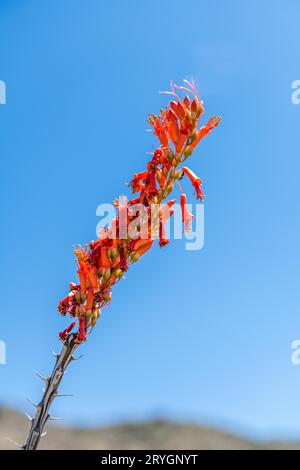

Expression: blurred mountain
xmin=1 ymin=407 xmax=300 ymax=450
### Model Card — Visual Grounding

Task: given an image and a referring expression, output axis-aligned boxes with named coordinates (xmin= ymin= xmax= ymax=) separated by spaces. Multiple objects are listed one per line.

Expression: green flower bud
xmin=131 ymin=253 xmax=140 ymax=263
xmin=184 ymin=146 xmax=193 ymax=158
xmin=103 ymin=268 xmax=111 ymax=281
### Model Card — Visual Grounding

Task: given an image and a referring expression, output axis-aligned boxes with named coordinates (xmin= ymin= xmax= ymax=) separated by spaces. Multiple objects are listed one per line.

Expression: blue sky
xmin=1 ymin=0 xmax=300 ymax=440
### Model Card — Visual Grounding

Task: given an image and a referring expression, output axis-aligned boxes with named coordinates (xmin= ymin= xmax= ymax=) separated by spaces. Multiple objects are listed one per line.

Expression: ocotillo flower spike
xmin=23 ymin=79 xmax=221 ymax=451
xmin=58 ymin=80 xmax=221 ymax=344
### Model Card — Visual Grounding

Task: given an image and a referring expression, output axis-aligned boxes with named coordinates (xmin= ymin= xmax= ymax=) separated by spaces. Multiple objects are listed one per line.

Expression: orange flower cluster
xmin=58 ymin=80 xmax=221 ymax=343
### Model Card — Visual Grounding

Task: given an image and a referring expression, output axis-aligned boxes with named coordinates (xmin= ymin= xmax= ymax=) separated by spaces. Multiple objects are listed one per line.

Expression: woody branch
xmin=24 ymin=334 xmax=79 ymax=450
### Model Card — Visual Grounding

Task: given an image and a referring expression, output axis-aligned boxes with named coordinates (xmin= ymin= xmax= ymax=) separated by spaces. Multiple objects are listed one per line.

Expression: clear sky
xmin=1 ymin=0 xmax=300 ymax=440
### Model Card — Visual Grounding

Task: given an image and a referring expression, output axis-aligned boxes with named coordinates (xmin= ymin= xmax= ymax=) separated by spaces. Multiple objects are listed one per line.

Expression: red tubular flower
xmin=161 ymin=199 xmax=176 ymax=223
xmin=130 ymin=239 xmax=154 ymax=260
xmin=180 ymin=193 xmax=193 ymax=232
xmin=58 ymin=291 xmax=77 ymax=315
xmin=136 ymin=240 xmax=153 ymax=257
xmin=59 ymin=321 xmax=76 ymax=341
xmin=156 ymin=168 xmax=166 ymax=188
xmin=166 ymin=109 xmax=188 ymax=154
xmin=133 ymin=239 xmax=154 ymax=257
xmin=90 ymin=243 xmax=102 ymax=265
xmin=86 ymin=266 xmax=98 ymax=290
xmin=152 ymin=148 xmax=164 ymax=164
xmin=167 ymin=108 xmax=180 ymax=146
xmin=58 ymin=295 xmax=72 ymax=316
xmin=119 ymin=244 xmax=128 ymax=271
xmin=69 ymin=282 xmax=80 ymax=291
xmin=128 ymin=196 xmax=141 ymax=206
xmin=77 ymin=267 xmax=87 ymax=292
xmin=86 ymin=288 xmax=94 ymax=310
xmin=148 ymin=148 xmax=166 ymax=170
xmin=182 ymin=166 xmax=204 ymax=202
xmin=99 ymin=246 xmax=111 ymax=269
xmin=189 ymin=116 xmax=222 ymax=150
xmin=76 ymin=316 xmax=86 ymax=343
xmin=170 ymin=100 xmax=186 ymax=120
xmin=129 ymin=171 xmax=148 ymax=193
xmin=144 ymin=170 xmax=158 ymax=197
xmin=183 ymin=95 xmax=191 ymax=108
xmin=191 ymin=97 xmax=203 ymax=117
xmin=159 ymin=216 xmax=169 ymax=247
xmin=148 ymin=112 xmax=169 ymax=147
xmin=175 ymin=132 xmax=187 ymax=154
xmin=69 ymin=305 xmax=77 ymax=317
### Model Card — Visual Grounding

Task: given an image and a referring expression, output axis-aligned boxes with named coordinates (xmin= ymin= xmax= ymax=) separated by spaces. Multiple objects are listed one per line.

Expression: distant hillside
xmin=0 ymin=407 xmax=299 ymax=450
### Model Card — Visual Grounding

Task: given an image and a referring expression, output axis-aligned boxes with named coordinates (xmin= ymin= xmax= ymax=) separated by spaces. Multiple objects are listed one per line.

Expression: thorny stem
xmin=23 ymin=334 xmax=79 ymax=450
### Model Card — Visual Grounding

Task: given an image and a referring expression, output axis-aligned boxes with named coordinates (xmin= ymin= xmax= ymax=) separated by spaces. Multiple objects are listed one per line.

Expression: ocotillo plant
xmin=22 ymin=80 xmax=221 ymax=450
